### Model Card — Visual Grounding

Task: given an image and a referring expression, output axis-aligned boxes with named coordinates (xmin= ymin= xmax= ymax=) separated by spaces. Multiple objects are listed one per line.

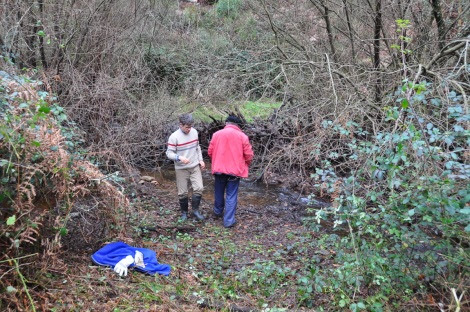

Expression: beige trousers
xmin=175 ymin=165 xmax=203 ymax=198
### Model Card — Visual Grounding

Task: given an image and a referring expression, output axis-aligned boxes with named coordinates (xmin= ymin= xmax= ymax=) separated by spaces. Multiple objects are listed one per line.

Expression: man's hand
xmin=199 ymin=160 xmax=205 ymax=170
xmin=179 ymin=156 xmax=190 ymax=164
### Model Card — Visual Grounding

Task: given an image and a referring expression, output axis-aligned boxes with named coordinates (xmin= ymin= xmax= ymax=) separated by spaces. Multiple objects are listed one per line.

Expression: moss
xmin=189 ymin=100 xmax=281 ymax=123
xmin=239 ymin=100 xmax=281 ymax=122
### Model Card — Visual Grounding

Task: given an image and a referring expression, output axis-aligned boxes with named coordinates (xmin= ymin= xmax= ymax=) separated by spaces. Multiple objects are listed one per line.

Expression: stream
xmin=142 ymin=163 xmax=329 ymax=212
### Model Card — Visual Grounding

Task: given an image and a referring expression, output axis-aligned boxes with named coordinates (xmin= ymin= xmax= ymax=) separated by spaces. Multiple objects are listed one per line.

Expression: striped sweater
xmin=166 ymin=127 xmax=203 ymax=169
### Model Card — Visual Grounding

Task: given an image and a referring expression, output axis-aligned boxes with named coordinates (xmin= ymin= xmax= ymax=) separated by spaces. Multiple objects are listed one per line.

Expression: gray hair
xmin=179 ymin=113 xmax=194 ymax=126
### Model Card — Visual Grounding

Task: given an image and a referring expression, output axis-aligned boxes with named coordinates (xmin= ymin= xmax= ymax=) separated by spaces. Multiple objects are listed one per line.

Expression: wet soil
xmin=38 ymin=165 xmax=335 ymax=311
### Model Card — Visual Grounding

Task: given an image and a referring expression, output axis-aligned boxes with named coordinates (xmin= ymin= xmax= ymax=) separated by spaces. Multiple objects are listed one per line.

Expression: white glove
xmin=134 ymin=250 xmax=145 ymax=268
xmin=113 ymin=255 xmax=134 ymax=277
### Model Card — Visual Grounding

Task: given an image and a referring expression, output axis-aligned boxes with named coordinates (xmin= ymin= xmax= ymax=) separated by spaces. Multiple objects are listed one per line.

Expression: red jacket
xmin=208 ymin=124 xmax=254 ymax=178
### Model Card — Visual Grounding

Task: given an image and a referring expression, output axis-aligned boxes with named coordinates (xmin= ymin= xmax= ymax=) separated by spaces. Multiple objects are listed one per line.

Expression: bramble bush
xmin=303 ymin=78 xmax=469 ymax=310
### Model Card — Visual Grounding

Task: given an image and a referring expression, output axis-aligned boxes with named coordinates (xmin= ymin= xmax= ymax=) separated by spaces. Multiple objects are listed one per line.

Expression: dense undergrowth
xmin=0 ymin=70 xmax=128 ymax=311
xmin=0 ymin=0 xmax=469 ymax=310
xmin=305 ymin=79 xmax=469 ymax=310
xmin=1 ymin=68 xmax=467 ymax=311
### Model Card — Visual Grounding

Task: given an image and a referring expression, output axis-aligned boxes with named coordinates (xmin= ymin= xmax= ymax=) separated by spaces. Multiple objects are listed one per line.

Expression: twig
xmin=325 ymin=53 xmax=338 ymax=111
xmin=426 ymin=40 xmax=468 ymax=68
xmin=260 ymin=0 xmax=288 ymax=59
xmin=139 ymin=225 xmax=197 ymax=232
xmin=13 ymin=258 xmax=36 ymax=312
xmin=347 ymin=219 xmax=361 ymax=299
xmin=0 ymin=253 xmax=38 ymax=264
xmin=232 ymin=259 xmax=283 ymax=267
xmin=451 ymin=288 xmax=465 ymax=312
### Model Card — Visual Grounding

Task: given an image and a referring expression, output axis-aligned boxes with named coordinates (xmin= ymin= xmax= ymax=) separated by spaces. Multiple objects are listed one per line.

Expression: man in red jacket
xmin=208 ymin=115 xmax=254 ymax=228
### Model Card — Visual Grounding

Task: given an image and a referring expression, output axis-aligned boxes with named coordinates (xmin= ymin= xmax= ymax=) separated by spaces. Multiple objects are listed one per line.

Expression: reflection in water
xmin=143 ymin=164 xmax=321 ymax=208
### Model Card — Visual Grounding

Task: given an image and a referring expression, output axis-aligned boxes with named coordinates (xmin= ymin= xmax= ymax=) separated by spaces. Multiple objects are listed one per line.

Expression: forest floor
xmin=36 ymin=167 xmax=343 ymax=312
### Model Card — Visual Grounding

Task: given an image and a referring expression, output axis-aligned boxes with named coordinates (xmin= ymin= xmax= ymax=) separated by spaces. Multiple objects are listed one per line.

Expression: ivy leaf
xmin=401 ymin=99 xmax=409 ymax=109
xmin=460 ymin=208 xmax=470 ymax=215
xmin=6 ymin=215 xmax=16 ymax=226
xmin=38 ymin=105 xmax=51 ymax=114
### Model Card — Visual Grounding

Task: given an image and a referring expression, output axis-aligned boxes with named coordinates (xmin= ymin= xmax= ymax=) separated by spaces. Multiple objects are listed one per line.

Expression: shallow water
xmin=143 ymin=163 xmax=327 ymax=209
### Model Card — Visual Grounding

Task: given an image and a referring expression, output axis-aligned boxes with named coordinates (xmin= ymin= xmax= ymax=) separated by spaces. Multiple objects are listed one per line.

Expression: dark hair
xmin=179 ymin=113 xmax=194 ymax=126
xmin=225 ymin=115 xmax=242 ymax=126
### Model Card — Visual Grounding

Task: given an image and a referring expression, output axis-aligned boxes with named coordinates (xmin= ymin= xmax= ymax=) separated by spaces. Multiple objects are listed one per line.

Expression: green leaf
xmin=37 ymin=30 xmax=46 ymax=37
xmin=357 ymin=302 xmax=366 ymax=310
xmin=6 ymin=215 xmax=16 ymax=226
xmin=38 ymin=105 xmax=51 ymax=114
xmin=31 ymin=140 xmax=41 ymax=147
xmin=423 ymin=215 xmax=433 ymax=222
xmin=460 ymin=208 xmax=470 ymax=215
xmin=59 ymin=227 xmax=68 ymax=236
xmin=401 ymin=99 xmax=409 ymax=109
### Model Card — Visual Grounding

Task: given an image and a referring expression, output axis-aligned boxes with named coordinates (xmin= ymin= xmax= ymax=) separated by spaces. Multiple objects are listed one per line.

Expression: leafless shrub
xmin=0 ymin=0 xmax=467 ymax=179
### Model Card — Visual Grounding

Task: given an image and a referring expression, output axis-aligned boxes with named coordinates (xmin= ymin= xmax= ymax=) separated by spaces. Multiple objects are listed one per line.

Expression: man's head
xmin=225 ymin=115 xmax=242 ymax=127
xmin=179 ymin=114 xmax=194 ymax=134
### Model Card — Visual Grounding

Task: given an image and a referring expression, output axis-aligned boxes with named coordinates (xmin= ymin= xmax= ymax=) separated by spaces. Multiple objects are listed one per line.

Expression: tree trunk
xmin=342 ymin=0 xmax=356 ymax=63
xmin=322 ymin=0 xmax=338 ymax=63
xmin=431 ymin=0 xmax=445 ymax=50
xmin=373 ymin=0 xmax=382 ymax=104
xmin=38 ymin=0 xmax=47 ymax=69
xmin=23 ymin=8 xmax=38 ymax=68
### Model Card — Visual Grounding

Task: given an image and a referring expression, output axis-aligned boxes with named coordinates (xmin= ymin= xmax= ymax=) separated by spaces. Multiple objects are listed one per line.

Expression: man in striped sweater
xmin=166 ymin=114 xmax=205 ymax=221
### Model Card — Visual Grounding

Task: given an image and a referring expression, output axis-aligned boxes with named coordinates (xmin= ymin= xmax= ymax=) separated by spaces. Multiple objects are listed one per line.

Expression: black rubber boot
xmin=191 ymin=194 xmax=205 ymax=221
xmin=179 ymin=197 xmax=189 ymax=221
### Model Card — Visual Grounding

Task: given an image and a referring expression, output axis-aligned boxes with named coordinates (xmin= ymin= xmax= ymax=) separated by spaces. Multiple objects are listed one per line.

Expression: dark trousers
xmin=213 ymin=174 xmax=240 ymax=227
